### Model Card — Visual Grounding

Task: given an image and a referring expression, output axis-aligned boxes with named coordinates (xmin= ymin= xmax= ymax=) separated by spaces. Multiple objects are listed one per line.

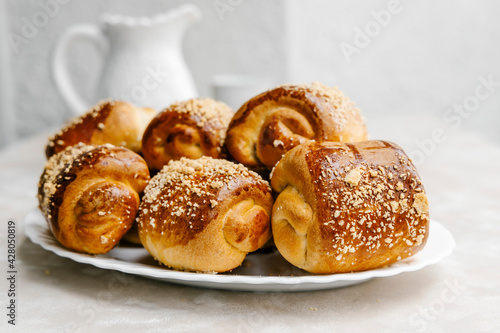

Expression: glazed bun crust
xmin=141 ymin=98 xmax=233 ymax=170
xmin=225 ymin=82 xmax=368 ymax=170
xmin=45 ymin=100 xmax=156 ymax=158
xmin=138 ymin=156 xmax=273 ymax=273
xmin=271 ymin=140 xmax=429 ymax=274
xmin=38 ymin=144 xmax=150 ymax=254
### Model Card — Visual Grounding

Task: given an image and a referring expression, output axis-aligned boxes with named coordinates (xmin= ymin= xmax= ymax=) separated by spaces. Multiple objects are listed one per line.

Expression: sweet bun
xmin=225 ymin=82 xmax=368 ymax=170
xmin=138 ymin=156 xmax=273 ymax=273
xmin=38 ymin=143 xmax=150 ymax=254
xmin=121 ymin=222 xmax=142 ymax=245
xmin=270 ymin=140 xmax=429 ymax=274
xmin=141 ymin=98 xmax=233 ymax=170
xmin=45 ymin=100 xmax=156 ymax=158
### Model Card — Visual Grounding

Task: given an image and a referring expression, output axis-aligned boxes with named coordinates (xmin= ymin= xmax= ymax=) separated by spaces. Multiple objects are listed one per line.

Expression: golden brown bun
xmin=270 ymin=140 xmax=429 ymax=274
xmin=225 ymin=82 xmax=368 ymax=170
xmin=45 ymin=100 xmax=157 ymax=159
xmin=138 ymin=156 xmax=273 ymax=273
xmin=141 ymin=98 xmax=233 ymax=170
xmin=38 ymin=143 xmax=150 ymax=254
xmin=121 ymin=222 xmax=142 ymax=245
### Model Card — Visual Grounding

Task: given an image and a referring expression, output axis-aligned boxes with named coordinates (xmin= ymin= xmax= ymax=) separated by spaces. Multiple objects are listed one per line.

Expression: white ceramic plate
xmin=25 ymin=209 xmax=455 ymax=292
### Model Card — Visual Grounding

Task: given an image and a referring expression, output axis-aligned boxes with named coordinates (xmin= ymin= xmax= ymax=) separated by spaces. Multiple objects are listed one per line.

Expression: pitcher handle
xmin=51 ymin=24 xmax=108 ymax=116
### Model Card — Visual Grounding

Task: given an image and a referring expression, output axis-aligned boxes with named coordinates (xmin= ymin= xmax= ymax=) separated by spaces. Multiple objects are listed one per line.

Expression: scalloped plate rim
xmin=24 ymin=209 xmax=455 ymax=291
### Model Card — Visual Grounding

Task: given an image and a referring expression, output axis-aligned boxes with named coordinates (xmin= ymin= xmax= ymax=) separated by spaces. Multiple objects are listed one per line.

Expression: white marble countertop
xmin=1 ymin=120 xmax=499 ymax=333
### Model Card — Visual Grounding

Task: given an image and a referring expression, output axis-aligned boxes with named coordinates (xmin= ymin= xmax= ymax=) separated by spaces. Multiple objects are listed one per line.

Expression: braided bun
xmin=138 ymin=156 xmax=273 ymax=272
xmin=225 ymin=82 xmax=368 ymax=170
xmin=141 ymin=98 xmax=233 ymax=170
xmin=45 ymin=100 xmax=156 ymax=158
xmin=38 ymin=143 xmax=150 ymax=254
xmin=270 ymin=140 xmax=429 ymax=274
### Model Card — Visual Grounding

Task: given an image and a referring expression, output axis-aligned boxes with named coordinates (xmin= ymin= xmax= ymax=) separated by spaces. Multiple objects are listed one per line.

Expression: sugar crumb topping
xmin=38 ymin=143 xmax=120 ymax=217
xmin=141 ymin=156 xmax=270 ymax=224
xmin=412 ymin=193 xmax=429 ymax=216
xmin=165 ymin=98 xmax=233 ymax=144
xmin=308 ymin=144 xmax=429 ymax=261
xmin=47 ymin=100 xmax=114 ymax=143
xmin=276 ymin=82 xmax=364 ymax=129
xmin=344 ymin=167 xmax=362 ymax=186
xmin=38 ymin=143 xmax=96 ymax=214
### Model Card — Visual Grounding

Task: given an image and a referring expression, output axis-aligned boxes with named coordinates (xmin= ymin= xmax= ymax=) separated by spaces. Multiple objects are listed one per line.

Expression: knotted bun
xmin=38 ymin=143 xmax=150 ymax=254
xmin=225 ymin=82 xmax=368 ymax=170
xmin=141 ymin=98 xmax=233 ymax=170
xmin=138 ymin=156 xmax=273 ymax=273
xmin=45 ymin=100 xmax=156 ymax=158
xmin=270 ymin=140 xmax=429 ymax=274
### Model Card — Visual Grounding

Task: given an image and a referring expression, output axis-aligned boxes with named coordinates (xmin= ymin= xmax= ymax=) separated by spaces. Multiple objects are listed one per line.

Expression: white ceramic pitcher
xmin=52 ymin=4 xmax=202 ymax=115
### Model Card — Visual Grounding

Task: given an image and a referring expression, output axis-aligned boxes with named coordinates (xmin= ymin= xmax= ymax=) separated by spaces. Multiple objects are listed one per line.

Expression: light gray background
xmin=1 ymin=0 xmax=499 ymax=152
